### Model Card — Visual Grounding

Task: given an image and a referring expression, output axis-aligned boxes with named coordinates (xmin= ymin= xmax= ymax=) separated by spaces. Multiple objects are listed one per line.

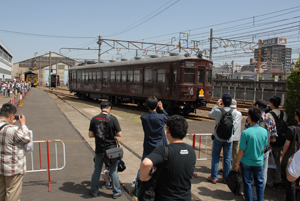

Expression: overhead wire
xmin=0 ymin=29 xmax=95 ymax=39
xmin=104 ymin=0 xmax=180 ymax=37
xmin=137 ymin=5 xmax=300 ymax=42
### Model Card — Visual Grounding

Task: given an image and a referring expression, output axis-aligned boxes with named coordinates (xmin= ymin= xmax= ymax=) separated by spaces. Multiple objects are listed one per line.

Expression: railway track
xmin=45 ymin=87 xmax=215 ymax=122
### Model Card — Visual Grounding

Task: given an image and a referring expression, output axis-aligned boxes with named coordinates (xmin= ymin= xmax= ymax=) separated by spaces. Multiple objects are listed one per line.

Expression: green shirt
xmin=240 ymin=124 xmax=268 ymax=167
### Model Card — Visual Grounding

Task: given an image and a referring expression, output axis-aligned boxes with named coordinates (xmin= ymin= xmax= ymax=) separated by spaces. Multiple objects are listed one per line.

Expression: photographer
xmin=0 ymin=103 xmax=31 ymax=201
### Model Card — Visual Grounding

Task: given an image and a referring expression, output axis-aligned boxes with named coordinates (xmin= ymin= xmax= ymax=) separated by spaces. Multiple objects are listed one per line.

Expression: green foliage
xmin=283 ymin=58 xmax=300 ymax=126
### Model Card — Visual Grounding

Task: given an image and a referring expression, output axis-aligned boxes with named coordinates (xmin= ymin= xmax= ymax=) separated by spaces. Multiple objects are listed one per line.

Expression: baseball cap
xmin=222 ymin=93 xmax=232 ymax=102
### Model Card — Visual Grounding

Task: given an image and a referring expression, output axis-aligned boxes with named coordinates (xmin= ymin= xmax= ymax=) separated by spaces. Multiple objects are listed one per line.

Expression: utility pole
xmin=210 ymin=29 xmax=213 ymax=60
xmin=49 ymin=51 xmax=51 ymax=89
xmin=56 ymin=63 xmax=58 ymax=90
xmin=97 ymin=36 xmax=102 ymax=62
xmin=39 ymin=57 xmax=41 ymax=86
xmin=257 ymin=39 xmax=262 ymax=81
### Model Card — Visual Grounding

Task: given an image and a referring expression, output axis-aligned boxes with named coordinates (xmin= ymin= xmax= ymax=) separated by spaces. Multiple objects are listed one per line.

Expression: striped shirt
xmin=244 ymin=112 xmax=278 ymax=140
xmin=0 ymin=119 xmax=31 ymax=176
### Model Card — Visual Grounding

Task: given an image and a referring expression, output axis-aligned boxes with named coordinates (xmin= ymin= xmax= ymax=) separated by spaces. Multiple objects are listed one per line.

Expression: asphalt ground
xmin=0 ymin=87 xmax=286 ymax=201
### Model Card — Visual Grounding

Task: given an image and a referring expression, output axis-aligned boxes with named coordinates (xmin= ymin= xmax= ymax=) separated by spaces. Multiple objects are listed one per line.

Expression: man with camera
xmin=88 ymin=101 xmax=123 ymax=199
xmin=0 ymin=103 xmax=31 ymax=201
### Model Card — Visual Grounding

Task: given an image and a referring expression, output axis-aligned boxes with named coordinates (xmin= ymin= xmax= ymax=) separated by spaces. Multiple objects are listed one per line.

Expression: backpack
xmin=216 ymin=108 xmax=234 ymax=140
xmin=259 ymin=116 xmax=271 ymax=147
xmin=269 ymin=111 xmax=287 ymax=147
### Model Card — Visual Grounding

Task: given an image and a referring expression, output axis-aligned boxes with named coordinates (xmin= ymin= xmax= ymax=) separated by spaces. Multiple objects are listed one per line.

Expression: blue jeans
xmin=90 ymin=153 xmax=122 ymax=196
xmin=252 ymin=150 xmax=269 ymax=200
xmin=211 ymin=138 xmax=232 ymax=180
xmin=241 ymin=162 xmax=264 ymax=201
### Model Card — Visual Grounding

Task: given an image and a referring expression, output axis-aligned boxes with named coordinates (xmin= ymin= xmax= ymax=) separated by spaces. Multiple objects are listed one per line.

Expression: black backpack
xmin=269 ymin=111 xmax=287 ymax=147
xmin=216 ymin=108 xmax=234 ymax=140
xmin=259 ymin=116 xmax=271 ymax=147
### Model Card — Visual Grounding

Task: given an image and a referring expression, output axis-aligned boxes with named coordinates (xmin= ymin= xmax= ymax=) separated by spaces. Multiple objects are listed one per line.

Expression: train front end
xmin=174 ymin=57 xmax=212 ymax=115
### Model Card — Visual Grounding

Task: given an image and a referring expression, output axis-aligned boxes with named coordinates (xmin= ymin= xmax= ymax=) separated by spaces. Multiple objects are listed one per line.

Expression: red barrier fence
xmin=185 ymin=133 xmax=213 ymax=161
xmin=26 ymin=140 xmax=66 ymax=192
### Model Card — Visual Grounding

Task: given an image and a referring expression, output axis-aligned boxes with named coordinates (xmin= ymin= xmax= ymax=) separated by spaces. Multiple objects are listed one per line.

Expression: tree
xmin=284 ymin=58 xmax=300 ymax=126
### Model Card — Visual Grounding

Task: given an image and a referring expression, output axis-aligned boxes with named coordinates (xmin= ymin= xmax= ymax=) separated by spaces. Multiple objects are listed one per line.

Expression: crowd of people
xmin=0 ymin=80 xmax=30 ymax=98
xmin=0 ymin=90 xmax=300 ymax=200
xmin=208 ymin=93 xmax=300 ymax=201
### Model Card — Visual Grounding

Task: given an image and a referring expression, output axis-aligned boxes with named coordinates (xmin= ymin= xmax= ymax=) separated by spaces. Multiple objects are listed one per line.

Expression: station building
xmin=12 ymin=52 xmax=77 ymax=86
xmin=0 ymin=39 xmax=13 ymax=81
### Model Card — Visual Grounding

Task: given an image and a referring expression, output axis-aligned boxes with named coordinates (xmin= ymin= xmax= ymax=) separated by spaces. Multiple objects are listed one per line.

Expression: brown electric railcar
xmin=69 ymin=54 xmax=212 ymax=115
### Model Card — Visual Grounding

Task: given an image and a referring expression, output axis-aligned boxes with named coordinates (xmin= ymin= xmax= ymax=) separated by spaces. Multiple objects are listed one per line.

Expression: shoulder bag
xmin=138 ymin=146 xmax=169 ymax=201
xmin=103 ymin=114 xmax=124 ymax=163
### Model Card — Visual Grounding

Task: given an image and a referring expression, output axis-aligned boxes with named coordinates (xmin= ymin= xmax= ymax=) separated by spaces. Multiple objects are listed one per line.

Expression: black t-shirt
xmin=89 ymin=113 xmax=121 ymax=154
xmin=147 ymin=143 xmax=196 ymax=201
xmin=285 ymin=125 xmax=300 ymax=142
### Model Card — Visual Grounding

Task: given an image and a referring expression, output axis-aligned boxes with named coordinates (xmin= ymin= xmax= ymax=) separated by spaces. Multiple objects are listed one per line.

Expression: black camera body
xmin=15 ymin=114 xmax=20 ymax=120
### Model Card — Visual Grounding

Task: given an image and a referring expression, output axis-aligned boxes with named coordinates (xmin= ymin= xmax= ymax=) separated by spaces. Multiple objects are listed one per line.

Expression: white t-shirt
xmin=288 ymin=149 xmax=300 ymax=178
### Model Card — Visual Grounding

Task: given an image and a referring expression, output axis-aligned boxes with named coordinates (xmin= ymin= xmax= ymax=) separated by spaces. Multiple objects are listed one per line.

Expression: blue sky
xmin=1 ymin=0 xmax=300 ymax=65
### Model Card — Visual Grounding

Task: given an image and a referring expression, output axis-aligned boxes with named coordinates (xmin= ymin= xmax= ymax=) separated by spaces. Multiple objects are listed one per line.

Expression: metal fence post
xmin=220 ymin=86 xmax=223 ymax=97
xmin=244 ymin=87 xmax=246 ymax=103
xmin=253 ymin=87 xmax=256 ymax=103
xmin=234 ymin=87 xmax=236 ymax=99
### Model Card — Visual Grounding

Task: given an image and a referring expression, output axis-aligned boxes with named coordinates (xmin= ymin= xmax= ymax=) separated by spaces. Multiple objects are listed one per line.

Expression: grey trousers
xmin=267 ymin=146 xmax=283 ymax=186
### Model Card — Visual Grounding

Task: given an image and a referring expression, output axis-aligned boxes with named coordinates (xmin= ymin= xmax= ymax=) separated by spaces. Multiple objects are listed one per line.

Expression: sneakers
xmin=101 ymin=182 xmax=111 ymax=189
xmin=113 ymin=191 xmax=123 ymax=199
xmin=207 ymin=176 xmax=217 ymax=184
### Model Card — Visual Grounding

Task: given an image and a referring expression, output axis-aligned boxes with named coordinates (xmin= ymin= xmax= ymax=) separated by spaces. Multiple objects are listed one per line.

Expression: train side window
xmin=206 ymin=70 xmax=212 ymax=83
xmin=89 ymin=72 xmax=92 ymax=81
xmin=144 ymin=69 xmax=152 ymax=82
xmin=198 ymin=69 xmax=203 ymax=83
xmin=111 ymin=71 xmax=115 ymax=82
xmin=93 ymin=72 xmax=97 ymax=81
xmin=103 ymin=71 xmax=108 ymax=81
xmin=173 ymin=69 xmax=177 ymax=83
xmin=116 ymin=71 xmax=121 ymax=82
xmin=82 ymin=72 xmax=85 ymax=81
xmin=122 ymin=71 xmax=126 ymax=82
xmin=127 ymin=70 xmax=133 ymax=82
xmin=134 ymin=70 xmax=140 ymax=82
xmin=97 ymin=71 xmax=102 ymax=81
xmin=77 ymin=71 xmax=81 ymax=81
xmin=184 ymin=68 xmax=195 ymax=83
xmin=86 ymin=72 xmax=89 ymax=81
xmin=157 ymin=69 xmax=165 ymax=83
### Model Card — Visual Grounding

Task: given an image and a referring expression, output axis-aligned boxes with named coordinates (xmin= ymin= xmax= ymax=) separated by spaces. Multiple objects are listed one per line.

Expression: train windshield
xmin=184 ymin=68 xmax=195 ymax=83
xmin=198 ymin=69 xmax=203 ymax=83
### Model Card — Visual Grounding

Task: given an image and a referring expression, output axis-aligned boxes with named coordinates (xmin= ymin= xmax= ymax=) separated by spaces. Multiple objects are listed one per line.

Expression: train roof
xmin=24 ymin=71 xmax=37 ymax=75
xmin=70 ymin=54 xmax=211 ymax=70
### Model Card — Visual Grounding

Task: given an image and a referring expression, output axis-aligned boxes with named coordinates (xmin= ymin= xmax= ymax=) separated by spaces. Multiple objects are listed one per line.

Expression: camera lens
xmin=14 ymin=114 xmax=19 ymax=120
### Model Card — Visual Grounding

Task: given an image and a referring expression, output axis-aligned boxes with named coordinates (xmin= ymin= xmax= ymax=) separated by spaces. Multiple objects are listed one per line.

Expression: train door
xmin=170 ymin=63 xmax=177 ymax=98
xmin=143 ymin=66 xmax=153 ymax=96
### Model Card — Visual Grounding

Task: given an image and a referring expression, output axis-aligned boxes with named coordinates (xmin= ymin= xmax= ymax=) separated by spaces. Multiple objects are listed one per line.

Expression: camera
xmin=14 ymin=114 xmax=20 ymax=120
